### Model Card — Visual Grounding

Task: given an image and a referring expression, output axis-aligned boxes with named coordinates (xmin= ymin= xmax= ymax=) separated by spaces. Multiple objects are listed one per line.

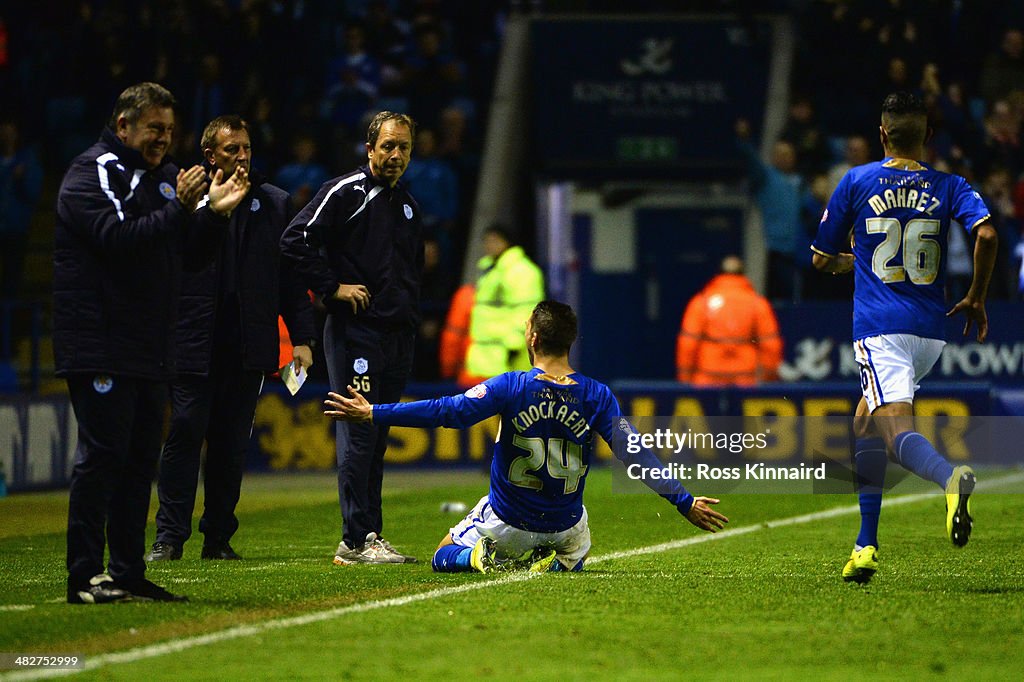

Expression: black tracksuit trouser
xmin=66 ymin=374 xmax=167 ymax=591
xmin=324 ymin=315 xmax=414 ymax=549
xmin=154 ymin=354 xmax=264 ymax=550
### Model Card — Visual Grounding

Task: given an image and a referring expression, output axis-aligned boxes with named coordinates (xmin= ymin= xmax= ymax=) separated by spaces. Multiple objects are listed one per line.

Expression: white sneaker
xmin=333 ymin=532 xmax=404 ymax=565
xmin=376 ymin=537 xmax=419 ymax=564
xmin=333 ymin=540 xmax=359 ymax=565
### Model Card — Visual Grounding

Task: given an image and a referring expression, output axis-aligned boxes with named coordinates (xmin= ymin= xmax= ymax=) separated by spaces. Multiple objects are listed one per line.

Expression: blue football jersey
xmin=372 ymin=368 xmax=694 ymax=532
xmin=811 ymin=158 xmax=990 ymax=340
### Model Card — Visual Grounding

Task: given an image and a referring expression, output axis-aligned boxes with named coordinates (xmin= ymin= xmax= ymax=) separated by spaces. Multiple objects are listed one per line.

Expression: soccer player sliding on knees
xmin=811 ymin=92 xmax=998 ymax=585
xmin=325 ymin=301 xmax=728 ymax=573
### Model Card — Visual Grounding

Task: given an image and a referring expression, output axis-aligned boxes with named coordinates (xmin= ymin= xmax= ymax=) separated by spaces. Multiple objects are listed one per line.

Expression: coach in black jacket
xmin=146 ymin=115 xmax=316 ymax=563
xmin=281 ymin=111 xmax=422 ymax=564
xmin=55 ymin=83 xmax=249 ymax=604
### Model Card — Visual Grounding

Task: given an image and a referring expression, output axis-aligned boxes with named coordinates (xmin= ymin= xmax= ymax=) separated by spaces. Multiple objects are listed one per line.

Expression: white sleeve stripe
xmin=306 ymin=173 xmax=366 ymax=227
xmin=95 ymin=152 xmax=124 ymax=222
xmin=196 ymin=194 xmax=210 ymax=209
xmin=124 ymin=169 xmax=145 ymax=203
xmin=346 ymin=186 xmax=383 ymax=223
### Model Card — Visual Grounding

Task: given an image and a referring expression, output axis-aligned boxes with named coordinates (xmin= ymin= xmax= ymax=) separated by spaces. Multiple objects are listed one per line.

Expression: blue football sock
xmin=893 ymin=431 xmax=954 ymax=489
xmin=854 ymin=437 xmax=886 ymax=549
xmin=431 ymin=544 xmax=473 ymax=572
xmin=550 ymin=558 xmax=585 ymax=572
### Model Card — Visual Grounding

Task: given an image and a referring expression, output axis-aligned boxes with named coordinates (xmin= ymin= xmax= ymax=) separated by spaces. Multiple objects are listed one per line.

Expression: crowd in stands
xmin=1 ymin=1 xmax=1023 ymax=388
xmin=784 ymin=0 xmax=1024 ymax=302
xmin=0 ymin=0 xmax=503 ymax=296
xmin=0 ymin=0 xmax=506 ymax=385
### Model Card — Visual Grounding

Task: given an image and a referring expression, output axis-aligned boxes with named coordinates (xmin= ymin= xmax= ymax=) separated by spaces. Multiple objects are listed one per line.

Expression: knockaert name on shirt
xmin=626 ymin=462 xmax=827 ymax=481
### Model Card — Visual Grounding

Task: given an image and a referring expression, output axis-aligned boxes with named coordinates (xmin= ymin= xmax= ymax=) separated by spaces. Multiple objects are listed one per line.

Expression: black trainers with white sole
xmin=67 ymin=574 xmax=130 ymax=604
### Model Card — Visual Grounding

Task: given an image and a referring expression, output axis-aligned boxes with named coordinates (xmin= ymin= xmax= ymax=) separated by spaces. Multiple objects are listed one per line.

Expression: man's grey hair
xmin=108 ymin=82 xmax=177 ymax=128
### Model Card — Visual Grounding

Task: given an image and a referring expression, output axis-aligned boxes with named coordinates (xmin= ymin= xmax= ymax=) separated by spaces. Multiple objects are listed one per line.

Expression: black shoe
xmin=67 ymin=574 xmax=131 ymax=604
xmin=144 ymin=542 xmax=183 ymax=562
xmin=113 ymin=578 xmax=189 ymax=602
xmin=201 ymin=544 xmax=242 ymax=560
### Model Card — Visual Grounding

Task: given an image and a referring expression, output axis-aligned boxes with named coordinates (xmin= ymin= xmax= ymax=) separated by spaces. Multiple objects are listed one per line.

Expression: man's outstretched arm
xmin=325 ymin=379 xmax=507 ymax=429
xmin=595 ymin=394 xmax=729 ymax=533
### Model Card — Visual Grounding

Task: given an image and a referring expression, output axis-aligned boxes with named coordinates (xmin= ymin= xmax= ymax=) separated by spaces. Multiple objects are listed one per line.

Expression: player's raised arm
xmin=324 ymin=376 xmax=509 ymax=428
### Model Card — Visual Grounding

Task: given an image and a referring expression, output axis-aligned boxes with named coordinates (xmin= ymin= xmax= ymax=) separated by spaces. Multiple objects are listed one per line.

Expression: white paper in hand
xmin=280 ymin=361 xmax=307 ymax=396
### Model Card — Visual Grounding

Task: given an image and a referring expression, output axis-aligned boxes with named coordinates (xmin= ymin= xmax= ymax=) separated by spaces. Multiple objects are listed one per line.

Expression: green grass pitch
xmin=1 ymin=468 xmax=1022 ymax=680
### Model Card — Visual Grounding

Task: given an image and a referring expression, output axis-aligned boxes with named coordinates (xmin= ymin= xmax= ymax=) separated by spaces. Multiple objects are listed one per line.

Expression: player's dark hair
xmin=880 ymin=91 xmax=927 ymax=152
xmin=530 ymin=301 xmax=577 ymax=357
xmin=366 ymin=111 xmax=416 ymax=147
xmin=881 ymin=91 xmax=926 ymax=117
xmin=108 ymin=82 xmax=176 ymax=128
xmin=200 ymin=115 xmax=249 ymax=152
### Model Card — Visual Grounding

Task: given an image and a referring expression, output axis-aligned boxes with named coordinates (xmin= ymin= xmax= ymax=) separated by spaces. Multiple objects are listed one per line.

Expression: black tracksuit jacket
xmin=279 ymin=165 xmax=423 ymax=330
xmin=175 ymin=175 xmax=315 ymax=375
xmin=54 ymin=128 xmax=220 ymax=380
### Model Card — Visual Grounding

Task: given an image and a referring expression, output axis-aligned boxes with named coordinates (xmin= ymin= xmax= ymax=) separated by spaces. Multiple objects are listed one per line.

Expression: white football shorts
xmin=853 ymin=333 xmax=945 ymax=413
xmin=448 ymin=495 xmax=591 ymax=570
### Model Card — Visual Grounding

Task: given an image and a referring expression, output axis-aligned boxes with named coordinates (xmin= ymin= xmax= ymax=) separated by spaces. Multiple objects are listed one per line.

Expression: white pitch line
xmin=592 ymin=470 xmax=1024 ymax=564
xmin=5 ymin=471 xmax=1023 ymax=681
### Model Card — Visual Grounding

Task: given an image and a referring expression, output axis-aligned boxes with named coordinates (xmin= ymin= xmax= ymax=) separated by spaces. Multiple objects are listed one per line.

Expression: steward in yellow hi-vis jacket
xmin=465 ymin=225 xmax=544 ymax=380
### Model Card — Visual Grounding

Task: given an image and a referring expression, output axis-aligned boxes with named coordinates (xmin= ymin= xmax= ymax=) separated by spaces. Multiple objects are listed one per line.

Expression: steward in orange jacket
xmin=676 ymin=256 xmax=783 ymax=386
xmin=439 ymin=283 xmax=476 ymax=387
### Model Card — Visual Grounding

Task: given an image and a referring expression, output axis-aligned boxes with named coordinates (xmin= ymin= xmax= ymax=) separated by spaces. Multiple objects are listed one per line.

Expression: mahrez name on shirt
xmin=867 ymin=186 xmax=942 ymax=216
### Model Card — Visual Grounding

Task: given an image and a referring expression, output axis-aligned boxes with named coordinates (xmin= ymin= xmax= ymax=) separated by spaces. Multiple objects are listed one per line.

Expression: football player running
xmin=325 ymin=300 xmax=728 ymax=573
xmin=811 ymin=91 xmax=998 ymax=584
